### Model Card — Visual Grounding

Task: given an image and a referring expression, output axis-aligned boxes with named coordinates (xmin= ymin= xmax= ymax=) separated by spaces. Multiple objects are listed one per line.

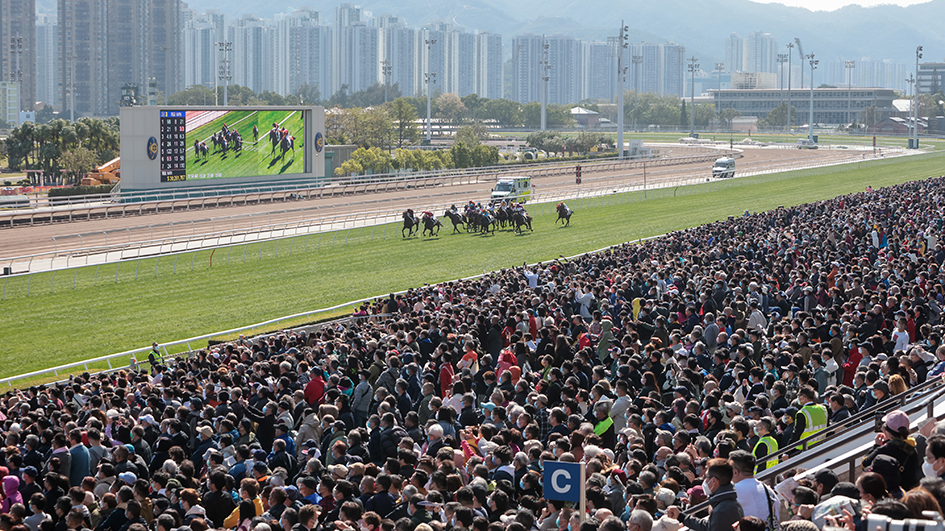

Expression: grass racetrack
xmin=186 ymin=110 xmax=305 ymax=180
xmin=1 ymin=151 xmax=943 ymax=381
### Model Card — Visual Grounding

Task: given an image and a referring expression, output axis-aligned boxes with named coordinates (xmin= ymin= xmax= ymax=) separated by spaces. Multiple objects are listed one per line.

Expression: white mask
xmin=702 ymin=478 xmax=713 ymax=497
xmin=924 ymin=459 xmax=940 ymax=479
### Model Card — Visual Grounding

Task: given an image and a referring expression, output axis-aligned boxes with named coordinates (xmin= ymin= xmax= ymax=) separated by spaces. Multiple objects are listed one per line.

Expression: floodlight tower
xmin=616 ymin=22 xmax=628 ymax=159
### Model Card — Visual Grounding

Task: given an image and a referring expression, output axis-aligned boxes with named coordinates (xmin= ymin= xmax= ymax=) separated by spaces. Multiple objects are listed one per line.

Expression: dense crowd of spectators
xmin=5 ymin=177 xmax=945 ymax=531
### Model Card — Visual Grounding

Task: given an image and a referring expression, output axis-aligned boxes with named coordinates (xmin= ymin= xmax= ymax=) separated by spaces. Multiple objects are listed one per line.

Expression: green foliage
xmin=523 ymin=103 xmax=574 ymax=128
xmin=759 ymin=103 xmax=796 ymax=128
xmin=479 ymin=99 xmax=523 ymax=127
xmin=3 ymin=118 xmax=118 ymax=175
xmin=328 ymin=83 xmax=403 ymax=108
xmin=47 ymin=184 xmax=115 ymax=200
xmin=454 ymin=123 xmax=489 ymax=147
xmin=436 ymin=93 xmax=467 ymax=124
xmin=166 ymin=85 xmax=217 ymax=106
xmin=59 ymin=147 xmax=99 ymax=182
xmin=388 ymin=98 xmax=420 ymax=148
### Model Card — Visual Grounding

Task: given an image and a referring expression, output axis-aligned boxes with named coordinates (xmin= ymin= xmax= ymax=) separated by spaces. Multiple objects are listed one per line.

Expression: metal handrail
xmin=682 ymin=375 xmax=945 ymax=516
xmin=4 ymin=147 xmax=722 ymax=211
xmin=1 ymin=150 xmax=910 ymax=274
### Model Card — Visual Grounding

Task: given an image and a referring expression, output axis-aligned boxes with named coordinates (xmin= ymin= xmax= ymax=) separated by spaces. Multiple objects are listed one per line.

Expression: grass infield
xmin=0 ymin=151 xmax=943 ymax=381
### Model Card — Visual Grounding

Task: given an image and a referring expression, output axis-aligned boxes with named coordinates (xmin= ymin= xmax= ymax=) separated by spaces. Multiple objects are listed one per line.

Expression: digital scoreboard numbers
xmin=159 ymin=111 xmax=187 ymax=182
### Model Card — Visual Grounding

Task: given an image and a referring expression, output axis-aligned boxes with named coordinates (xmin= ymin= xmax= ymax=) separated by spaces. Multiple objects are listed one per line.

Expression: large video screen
xmin=160 ymin=109 xmax=306 ymax=182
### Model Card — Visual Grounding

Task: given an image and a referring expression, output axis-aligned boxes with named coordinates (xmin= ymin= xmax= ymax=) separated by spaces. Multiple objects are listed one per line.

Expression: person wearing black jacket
xmin=241 ymin=398 xmax=276 ymax=452
xmin=202 ymin=471 xmax=236 ymax=528
xmin=665 ymin=459 xmax=743 ymax=531
xmin=378 ymin=414 xmax=407 ymax=461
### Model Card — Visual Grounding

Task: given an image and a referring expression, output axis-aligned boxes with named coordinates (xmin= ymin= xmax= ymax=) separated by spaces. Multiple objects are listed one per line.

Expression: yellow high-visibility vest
xmin=753 ymin=435 xmax=779 ymax=473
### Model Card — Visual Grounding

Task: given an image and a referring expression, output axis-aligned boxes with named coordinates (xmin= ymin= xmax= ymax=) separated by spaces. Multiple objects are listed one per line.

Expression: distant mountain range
xmin=36 ymin=0 xmax=945 ymax=65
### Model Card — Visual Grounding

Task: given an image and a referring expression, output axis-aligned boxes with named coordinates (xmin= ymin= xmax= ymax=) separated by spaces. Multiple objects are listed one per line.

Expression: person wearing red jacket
xmin=438 ymin=353 xmax=454 ymax=398
xmin=304 ymin=369 xmax=325 ymax=405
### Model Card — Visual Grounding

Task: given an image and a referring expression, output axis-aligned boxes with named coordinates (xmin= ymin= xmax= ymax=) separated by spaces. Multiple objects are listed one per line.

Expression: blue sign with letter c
xmin=543 ymin=461 xmax=582 ymax=503
xmin=315 ymin=132 xmax=324 ymax=153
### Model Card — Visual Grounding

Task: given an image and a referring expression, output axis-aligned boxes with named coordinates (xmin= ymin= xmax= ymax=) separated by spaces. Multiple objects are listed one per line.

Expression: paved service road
xmin=0 ymin=145 xmax=879 ymax=259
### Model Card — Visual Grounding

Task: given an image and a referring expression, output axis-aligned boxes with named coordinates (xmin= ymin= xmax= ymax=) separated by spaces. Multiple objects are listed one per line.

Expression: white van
xmin=490 ymin=177 xmax=532 ymax=203
xmin=711 ymin=157 xmax=736 ymax=178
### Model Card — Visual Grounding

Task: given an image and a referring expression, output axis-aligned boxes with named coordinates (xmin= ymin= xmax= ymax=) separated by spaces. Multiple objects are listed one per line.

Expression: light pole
xmin=906 ymin=74 xmax=915 ymax=140
xmin=425 ymin=38 xmax=436 ymax=142
xmin=632 ymin=51 xmax=643 ymax=131
xmin=687 ymin=56 xmax=699 ymax=138
xmin=69 ymin=55 xmax=77 ymax=122
xmin=807 ymin=53 xmax=818 ymax=143
xmin=786 ymin=42 xmax=794 ymax=131
xmin=777 ymin=53 xmax=788 ymax=111
xmin=914 ymin=45 xmax=923 ymax=148
xmin=616 ymin=22 xmax=628 ymax=159
xmin=9 ymin=35 xmax=23 ymax=125
xmin=715 ymin=62 xmax=724 ymax=121
xmin=845 ymin=60 xmax=855 ymax=125
xmin=540 ymin=36 xmax=550 ymax=131
xmin=215 ymin=41 xmax=232 ymax=106
xmin=380 ymin=59 xmax=392 ymax=103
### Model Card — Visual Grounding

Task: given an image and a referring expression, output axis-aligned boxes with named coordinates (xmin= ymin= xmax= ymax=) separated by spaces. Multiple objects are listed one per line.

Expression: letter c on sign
xmin=551 ymin=469 xmax=571 ymax=493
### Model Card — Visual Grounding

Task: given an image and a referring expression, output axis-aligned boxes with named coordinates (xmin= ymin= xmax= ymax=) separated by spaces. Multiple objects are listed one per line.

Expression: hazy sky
xmin=751 ymin=0 xmax=929 ymax=10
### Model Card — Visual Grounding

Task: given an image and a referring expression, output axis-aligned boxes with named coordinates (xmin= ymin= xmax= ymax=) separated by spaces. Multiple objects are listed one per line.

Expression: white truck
xmin=490 ymin=177 xmax=532 ymax=203
xmin=711 ymin=157 xmax=736 ymax=178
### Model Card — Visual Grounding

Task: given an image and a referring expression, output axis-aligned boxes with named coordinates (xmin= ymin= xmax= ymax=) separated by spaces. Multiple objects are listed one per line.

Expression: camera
xmin=867 ymin=512 xmax=945 ymax=531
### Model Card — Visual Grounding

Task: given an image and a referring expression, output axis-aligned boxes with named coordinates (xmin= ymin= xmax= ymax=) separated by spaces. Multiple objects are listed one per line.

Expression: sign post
xmin=543 ymin=461 xmax=586 ymax=522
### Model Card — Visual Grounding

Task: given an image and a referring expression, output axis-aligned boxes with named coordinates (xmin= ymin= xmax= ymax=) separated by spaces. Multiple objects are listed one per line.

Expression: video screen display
xmin=160 ymin=109 xmax=306 ymax=183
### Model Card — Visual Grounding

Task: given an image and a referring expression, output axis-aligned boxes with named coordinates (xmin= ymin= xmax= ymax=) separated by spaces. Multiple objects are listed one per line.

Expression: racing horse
xmin=444 ymin=209 xmax=465 ymax=233
xmin=268 ymin=128 xmax=281 ymax=157
xmin=511 ymin=211 xmax=533 ymax=233
xmin=494 ymin=206 xmax=510 ymax=228
xmin=195 ymin=142 xmax=208 ymax=161
xmin=402 ymin=210 xmax=419 ymax=237
xmin=555 ymin=203 xmax=573 ymax=227
xmin=421 ymin=214 xmax=442 ymax=237
xmin=469 ymin=210 xmax=496 ymax=234
xmin=280 ymin=134 xmax=295 ymax=158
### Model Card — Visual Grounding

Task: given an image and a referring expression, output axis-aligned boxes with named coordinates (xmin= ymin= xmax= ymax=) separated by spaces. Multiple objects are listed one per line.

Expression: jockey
xmin=407 ymin=208 xmax=418 ymax=225
xmin=421 ymin=211 xmax=435 ymax=221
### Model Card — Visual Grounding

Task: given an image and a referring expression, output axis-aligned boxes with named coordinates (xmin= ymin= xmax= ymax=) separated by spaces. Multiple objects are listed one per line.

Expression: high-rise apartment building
xmin=582 ymin=41 xmax=613 ymax=101
xmin=36 ymin=13 xmax=58 ymax=107
xmin=744 ymin=31 xmax=778 ymax=74
xmin=58 ymin=0 xmax=181 ymax=116
xmin=474 ymin=32 xmax=502 ymax=100
xmin=416 ymin=26 xmax=446 ymax=97
xmin=724 ymin=33 xmax=743 ymax=73
xmin=375 ymin=16 xmax=415 ymax=96
xmin=332 ymin=3 xmax=362 ymax=95
xmin=183 ymin=12 xmax=220 ymax=92
xmin=1 ymin=0 xmax=36 ymax=113
xmin=59 ymin=0 xmax=109 ymax=117
xmin=229 ymin=15 xmax=270 ymax=94
xmin=287 ymin=15 xmax=332 ymax=98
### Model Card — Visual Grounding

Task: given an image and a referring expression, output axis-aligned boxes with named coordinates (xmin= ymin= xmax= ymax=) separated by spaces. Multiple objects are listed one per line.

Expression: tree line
xmin=3 ymin=118 xmax=120 ymax=181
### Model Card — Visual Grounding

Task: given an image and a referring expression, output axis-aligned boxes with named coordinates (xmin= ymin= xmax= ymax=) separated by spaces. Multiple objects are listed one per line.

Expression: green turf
xmin=185 ymin=110 xmax=305 ymax=180
xmin=1 ymin=151 xmax=944 ymax=381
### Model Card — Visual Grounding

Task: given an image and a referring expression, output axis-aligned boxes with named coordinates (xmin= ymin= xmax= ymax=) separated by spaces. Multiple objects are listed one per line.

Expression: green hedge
xmin=48 ymin=185 xmax=115 ymax=201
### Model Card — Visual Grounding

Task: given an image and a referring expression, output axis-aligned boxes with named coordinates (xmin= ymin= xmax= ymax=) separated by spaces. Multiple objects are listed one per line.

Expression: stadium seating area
xmin=4 ymin=177 xmax=945 ymax=531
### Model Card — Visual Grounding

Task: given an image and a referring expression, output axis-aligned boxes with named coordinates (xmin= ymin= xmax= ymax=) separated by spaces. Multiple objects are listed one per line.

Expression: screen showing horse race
xmin=159 ymin=109 xmax=306 ymax=183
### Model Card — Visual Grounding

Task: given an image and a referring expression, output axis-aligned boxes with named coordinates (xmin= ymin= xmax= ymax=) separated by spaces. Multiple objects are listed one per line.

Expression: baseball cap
xmin=118 ymin=472 xmax=137 ymax=485
xmin=882 ymin=410 xmax=910 ymax=434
